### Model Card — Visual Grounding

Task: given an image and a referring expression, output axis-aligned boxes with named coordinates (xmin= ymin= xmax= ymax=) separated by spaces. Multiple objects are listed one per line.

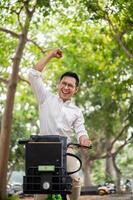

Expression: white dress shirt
xmin=28 ymin=68 xmax=88 ymax=143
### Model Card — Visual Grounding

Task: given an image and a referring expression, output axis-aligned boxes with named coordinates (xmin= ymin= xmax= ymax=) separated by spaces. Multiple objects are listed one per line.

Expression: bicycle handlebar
xmin=67 ymin=143 xmax=92 ymax=149
xmin=18 ymin=139 xmax=92 ymax=149
xmin=18 ymin=138 xmax=30 ymax=144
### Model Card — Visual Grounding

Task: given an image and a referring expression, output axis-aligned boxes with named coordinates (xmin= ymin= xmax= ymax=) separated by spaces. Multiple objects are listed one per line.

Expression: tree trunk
xmin=112 ymin=155 xmax=122 ymax=192
xmin=0 ymin=11 xmax=34 ymax=199
xmin=106 ymin=156 xmax=117 ymax=179
xmin=105 ymin=138 xmax=117 ymax=181
xmin=81 ymin=150 xmax=92 ymax=186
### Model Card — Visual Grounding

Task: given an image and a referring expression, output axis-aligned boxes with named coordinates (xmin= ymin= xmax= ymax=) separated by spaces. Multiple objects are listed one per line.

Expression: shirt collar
xmin=57 ymin=96 xmax=71 ymax=105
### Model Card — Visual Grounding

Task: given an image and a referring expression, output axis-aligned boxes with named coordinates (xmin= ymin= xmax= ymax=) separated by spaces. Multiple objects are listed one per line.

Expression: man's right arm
xmin=28 ymin=48 xmax=62 ymax=104
xmin=34 ymin=48 xmax=62 ymax=72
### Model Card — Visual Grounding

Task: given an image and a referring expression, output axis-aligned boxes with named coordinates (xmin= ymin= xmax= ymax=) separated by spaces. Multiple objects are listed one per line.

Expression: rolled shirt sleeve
xmin=74 ymin=109 xmax=89 ymax=143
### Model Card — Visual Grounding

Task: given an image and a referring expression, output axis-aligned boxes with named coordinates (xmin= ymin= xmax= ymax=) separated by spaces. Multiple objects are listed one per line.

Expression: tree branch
xmin=0 ymin=27 xmax=45 ymax=54
xmin=0 ymin=27 xmax=19 ymax=38
xmin=93 ymin=133 xmax=133 ymax=161
xmin=0 ymin=77 xmax=9 ymax=84
xmin=15 ymin=6 xmax=24 ymax=29
xmin=104 ymin=12 xmax=133 ymax=59
xmin=0 ymin=76 xmax=30 ymax=85
xmin=109 ymin=123 xmax=130 ymax=150
xmin=113 ymin=134 xmax=133 ymax=158
xmin=27 ymin=39 xmax=46 ymax=54
xmin=18 ymin=75 xmax=30 ymax=85
xmin=24 ymin=0 xmax=37 ymax=16
xmin=91 ymin=2 xmax=133 ymax=58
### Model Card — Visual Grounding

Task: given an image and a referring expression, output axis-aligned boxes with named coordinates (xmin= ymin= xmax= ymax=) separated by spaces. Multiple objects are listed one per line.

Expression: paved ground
xmin=80 ymin=194 xmax=132 ymax=200
xmin=21 ymin=193 xmax=133 ymax=200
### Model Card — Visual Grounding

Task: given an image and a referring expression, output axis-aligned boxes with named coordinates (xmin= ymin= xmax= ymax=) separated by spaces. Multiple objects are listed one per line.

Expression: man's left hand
xmin=79 ymin=135 xmax=92 ymax=147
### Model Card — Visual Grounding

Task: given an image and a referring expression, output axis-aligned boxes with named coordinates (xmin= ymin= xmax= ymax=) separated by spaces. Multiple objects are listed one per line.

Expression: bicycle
xmin=19 ymin=135 xmax=92 ymax=200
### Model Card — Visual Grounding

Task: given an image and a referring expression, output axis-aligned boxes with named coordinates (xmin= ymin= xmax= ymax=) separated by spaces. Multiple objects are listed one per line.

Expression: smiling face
xmin=58 ymin=76 xmax=78 ymax=102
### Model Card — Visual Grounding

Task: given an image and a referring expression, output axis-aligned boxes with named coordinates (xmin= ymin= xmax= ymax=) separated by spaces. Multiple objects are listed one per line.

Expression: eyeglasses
xmin=60 ymin=81 xmax=76 ymax=89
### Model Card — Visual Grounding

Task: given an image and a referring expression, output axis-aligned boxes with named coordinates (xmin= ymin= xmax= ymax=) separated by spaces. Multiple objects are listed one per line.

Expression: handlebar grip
xmin=18 ymin=139 xmax=30 ymax=145
xmin=67 ymin=143 xmax=92 ymax=149
xmin=76 ymin=144 xmax=92 ymax=149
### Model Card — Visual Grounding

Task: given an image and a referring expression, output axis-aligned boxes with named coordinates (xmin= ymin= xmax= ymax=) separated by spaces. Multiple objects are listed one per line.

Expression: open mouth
xmin=62 ymin=90 xmax=69 ymax=95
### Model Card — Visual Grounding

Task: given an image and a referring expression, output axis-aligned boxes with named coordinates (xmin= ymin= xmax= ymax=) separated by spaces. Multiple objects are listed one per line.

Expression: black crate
xmin=23 ymin=135 xmax=72 ymax=194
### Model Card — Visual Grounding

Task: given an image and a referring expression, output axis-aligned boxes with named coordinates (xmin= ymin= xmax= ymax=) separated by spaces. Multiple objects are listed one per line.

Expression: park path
xmin=80 ymin=194 xmax=132 ymax=200
xmin=21 ymin=193 xmax=132 ymax=200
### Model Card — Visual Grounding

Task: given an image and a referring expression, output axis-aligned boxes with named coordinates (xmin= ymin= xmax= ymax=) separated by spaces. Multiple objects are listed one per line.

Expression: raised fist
xmin=50 ymin=48 xmax=62 ymax=58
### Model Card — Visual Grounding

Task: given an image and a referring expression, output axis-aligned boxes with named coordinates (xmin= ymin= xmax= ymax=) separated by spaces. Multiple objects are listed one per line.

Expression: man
xmin=28 ymin=48 xmax=91 ymax=200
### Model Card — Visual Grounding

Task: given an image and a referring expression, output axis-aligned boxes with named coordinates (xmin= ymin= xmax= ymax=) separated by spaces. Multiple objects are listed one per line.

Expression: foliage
xmin=117 ymin=142 xmax=133 ymax=178
xmin=92 ymin=159 xmax=106 ymax=184
xmin=47 ymin=194 xmax=62 ymax=200
xmin=6 ymin=195 xmax=19 ymax=200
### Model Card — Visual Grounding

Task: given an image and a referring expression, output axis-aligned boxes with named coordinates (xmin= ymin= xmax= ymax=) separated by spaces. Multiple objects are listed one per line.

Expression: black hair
xmin=60 ymin=71 xmax=79 ymax=87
